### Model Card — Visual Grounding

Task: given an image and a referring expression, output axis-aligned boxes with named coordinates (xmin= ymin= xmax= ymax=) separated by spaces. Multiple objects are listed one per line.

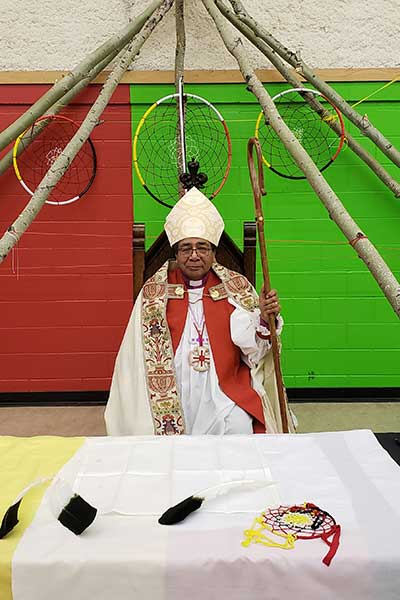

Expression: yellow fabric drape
xmin=0 ymin=436 xmax=84 ymax=600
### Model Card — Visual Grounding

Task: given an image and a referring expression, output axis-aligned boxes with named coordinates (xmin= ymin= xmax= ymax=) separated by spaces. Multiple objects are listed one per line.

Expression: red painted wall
xmin=0 ymin=85 xmax=133 ymax=393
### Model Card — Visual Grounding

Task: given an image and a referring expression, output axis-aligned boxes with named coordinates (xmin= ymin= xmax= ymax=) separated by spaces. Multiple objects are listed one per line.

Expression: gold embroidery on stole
xmin=141 ymin=263 xmax=185 ymax=435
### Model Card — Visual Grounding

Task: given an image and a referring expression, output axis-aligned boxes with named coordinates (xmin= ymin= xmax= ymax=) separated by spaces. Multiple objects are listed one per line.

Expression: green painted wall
xmin=130 ymin=82 xmax=400 ymax=388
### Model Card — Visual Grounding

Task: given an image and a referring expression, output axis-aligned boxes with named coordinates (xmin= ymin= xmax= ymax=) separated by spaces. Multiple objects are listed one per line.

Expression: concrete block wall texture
xmin=0 ymin=0 xmax=399 ymax=70
xmin=0 ymin=78 xmax=398 ymax=395
xmin=131 ymin=81 xmax=400 ymax=389
xmin=0 ymin=85 xmax=133 ymax=393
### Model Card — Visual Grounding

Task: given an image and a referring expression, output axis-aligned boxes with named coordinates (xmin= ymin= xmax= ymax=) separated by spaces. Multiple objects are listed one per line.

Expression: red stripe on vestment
xmin=167 ymin=268 xmax=265 ymax=432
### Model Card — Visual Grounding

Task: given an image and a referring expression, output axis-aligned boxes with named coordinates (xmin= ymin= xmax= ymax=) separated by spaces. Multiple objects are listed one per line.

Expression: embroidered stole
xmin=141 ymin=263 xmax=185 ymax=435
xmin=141 ymin=262 xmax=266 ymax=435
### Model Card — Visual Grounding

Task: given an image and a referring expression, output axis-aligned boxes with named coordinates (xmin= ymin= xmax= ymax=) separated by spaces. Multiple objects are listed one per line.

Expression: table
xmin=2 ymin=430 xmax=400 ymax=600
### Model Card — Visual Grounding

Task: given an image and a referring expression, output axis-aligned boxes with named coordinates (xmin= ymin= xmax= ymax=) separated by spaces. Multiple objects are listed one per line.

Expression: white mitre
xmin=164 ymin=187 xmax=224 ymax=246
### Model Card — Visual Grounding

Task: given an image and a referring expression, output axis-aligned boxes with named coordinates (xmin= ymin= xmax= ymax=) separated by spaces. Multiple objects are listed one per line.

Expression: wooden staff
xmin=247 ymin=137 xmax=289 ymax=433
xmin=175 ymin=0 xmax=186 ymax=199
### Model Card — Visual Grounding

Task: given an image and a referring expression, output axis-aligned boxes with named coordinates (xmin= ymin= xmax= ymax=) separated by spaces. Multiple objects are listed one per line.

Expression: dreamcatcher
xmin=242 ymin=502 xmax=341 ymax=566
xmin=133 ymin=83 xmax=232 ymax=208
xmin=255 ymin=87 xmax=345 ymax=179
xmin=13 ymin=114 xmax=97 ymax=206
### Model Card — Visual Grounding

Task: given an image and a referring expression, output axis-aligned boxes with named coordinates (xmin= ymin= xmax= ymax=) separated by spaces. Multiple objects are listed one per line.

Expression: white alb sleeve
xmin=229 ymin=297 xmax=283 ymax=368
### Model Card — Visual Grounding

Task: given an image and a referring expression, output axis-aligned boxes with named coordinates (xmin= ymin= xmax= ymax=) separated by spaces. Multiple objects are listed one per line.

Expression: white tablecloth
xmin=12 ymin=430 xmax=400 ymax=600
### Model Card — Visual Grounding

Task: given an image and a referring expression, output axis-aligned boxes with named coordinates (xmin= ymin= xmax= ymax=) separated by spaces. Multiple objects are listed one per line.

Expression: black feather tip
xmin=58 ymin=494 xmax=97 ymax=535
xmin=0 ymin=499 xmax=22 ymax=539
xmin=158 ymin=495 xmax=204 ymax=525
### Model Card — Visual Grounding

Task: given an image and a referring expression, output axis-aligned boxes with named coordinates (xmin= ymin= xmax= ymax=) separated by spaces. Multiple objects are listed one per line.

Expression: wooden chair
xmin=132 ymin=222 xmax=256 ymax=302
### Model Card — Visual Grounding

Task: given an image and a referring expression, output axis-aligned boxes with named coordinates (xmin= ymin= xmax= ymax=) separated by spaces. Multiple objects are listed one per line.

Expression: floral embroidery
xmin=212 ymin=263 xmax=258 ymax=311
xmin=141 ymin=263 xmax=185 ymax=435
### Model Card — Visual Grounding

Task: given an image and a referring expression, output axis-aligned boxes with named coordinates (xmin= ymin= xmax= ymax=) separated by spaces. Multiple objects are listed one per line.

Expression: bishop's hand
xmin=259 ymin=286 xmax=280 ymax=323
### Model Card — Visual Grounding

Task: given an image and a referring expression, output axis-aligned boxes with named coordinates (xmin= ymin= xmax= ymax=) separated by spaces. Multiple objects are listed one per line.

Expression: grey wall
xmin=1 ymin=0 xmax=399 ymax=71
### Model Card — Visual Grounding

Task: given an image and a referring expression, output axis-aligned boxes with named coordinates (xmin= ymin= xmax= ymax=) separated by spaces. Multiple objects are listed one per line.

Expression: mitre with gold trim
xmin=164 ymin=187 xmax=224 ymax=247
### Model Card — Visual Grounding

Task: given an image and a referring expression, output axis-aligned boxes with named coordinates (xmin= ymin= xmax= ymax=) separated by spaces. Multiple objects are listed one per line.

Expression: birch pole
xmin=214 ymin=0 xmax=400 ymax=198
xmin=0 ymin=0 xmax=174 ymax=264
xmin=201 ymin=0 xmax=400 ymax=317
xmin=0 ymin=0 xmax=164 ymax=153
xmin=224 ymin=0 xmax=400 ymax=168
xmin=0 ymin=44 xmax=128 ymax=177
xmin=175 ymin=0 xmax=187 ymax=198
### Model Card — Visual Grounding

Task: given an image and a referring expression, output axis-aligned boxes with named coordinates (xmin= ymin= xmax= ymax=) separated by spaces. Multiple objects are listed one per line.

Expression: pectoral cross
xmin=189 ymin=345 xmax=210 ymax=372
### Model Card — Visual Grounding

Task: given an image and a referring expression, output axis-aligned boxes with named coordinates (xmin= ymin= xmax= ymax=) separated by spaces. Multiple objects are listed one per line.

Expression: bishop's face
xmin=175 ymin=237 xmax=216 ymax=280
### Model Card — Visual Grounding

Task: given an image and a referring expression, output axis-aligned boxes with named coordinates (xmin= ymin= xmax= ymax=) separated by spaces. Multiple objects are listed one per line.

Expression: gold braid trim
xmin=211 ymin=262 xmax=259 ymax=311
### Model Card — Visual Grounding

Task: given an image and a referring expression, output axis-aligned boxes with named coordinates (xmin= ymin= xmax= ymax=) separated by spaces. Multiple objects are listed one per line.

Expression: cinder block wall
xmin=1 ymin=80 xmax=399 ymax=395
xmin=0 ymin=85 xmax=133 ymax=392
xmin=131 ymin=81 xmax=400 ymax=389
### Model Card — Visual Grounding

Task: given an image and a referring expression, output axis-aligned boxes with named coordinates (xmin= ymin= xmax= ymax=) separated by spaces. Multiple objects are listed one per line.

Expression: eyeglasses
xmin=177 ymin=244 xmax=213 ymax=257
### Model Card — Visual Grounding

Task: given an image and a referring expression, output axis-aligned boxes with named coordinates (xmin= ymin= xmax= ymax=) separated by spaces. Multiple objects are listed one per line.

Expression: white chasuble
xmin=105 ymin=261 xmax=292 ymax=436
